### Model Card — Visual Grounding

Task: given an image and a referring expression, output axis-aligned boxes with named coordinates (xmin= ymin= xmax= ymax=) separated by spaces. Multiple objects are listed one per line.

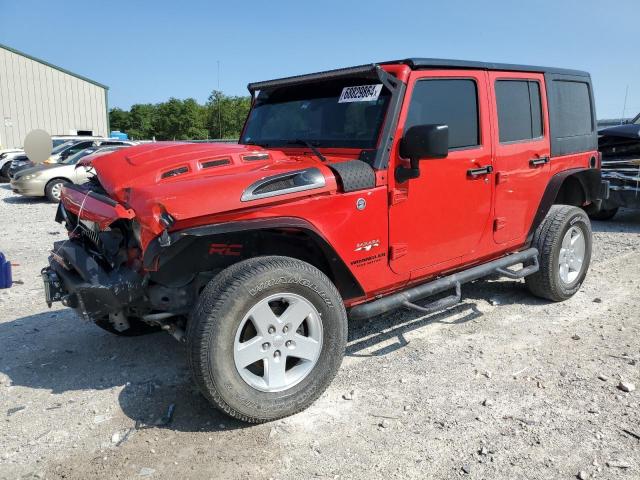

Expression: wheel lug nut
xmin=274 ymin=350 xmax=281 ymax=358
xmin=283 ymin=325 xmax=289 ymax=333
xmin=285 ymin=340 xmax=292 ymax=348
xmin=268 ymin=326 xmax=275 ymax=334
xmin=262 ymin=342 xmax=270 ymax=351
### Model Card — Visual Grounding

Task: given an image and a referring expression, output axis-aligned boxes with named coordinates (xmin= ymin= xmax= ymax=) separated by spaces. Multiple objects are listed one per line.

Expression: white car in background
xmin=0 ymin=148 xmax=24 ymax=180
xmin=10 ymin=145 xmax=130 ymax=202
xmin=1 ymin=136 xmax=132 ymax=180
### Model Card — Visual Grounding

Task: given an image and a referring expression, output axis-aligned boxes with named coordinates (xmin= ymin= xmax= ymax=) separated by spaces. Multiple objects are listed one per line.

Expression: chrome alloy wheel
xmin=233 ymin=293 xmax=323 ymax=392
xmin=558 ymin=226 xmax=586 ymax=284
xmin=51 ymin=182 xmax=63 ymax=200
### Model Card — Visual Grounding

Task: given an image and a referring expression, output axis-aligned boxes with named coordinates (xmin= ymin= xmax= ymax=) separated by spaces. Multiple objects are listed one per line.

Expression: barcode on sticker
xmin=338 ymin=84 xmax=383 ymax=103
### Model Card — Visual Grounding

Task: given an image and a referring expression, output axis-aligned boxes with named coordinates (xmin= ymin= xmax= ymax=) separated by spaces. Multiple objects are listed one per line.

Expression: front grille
xmin=79 ymin=221 xmax=101 ymax=248
xmin=82 ymin=228 xmax=100 ymax=247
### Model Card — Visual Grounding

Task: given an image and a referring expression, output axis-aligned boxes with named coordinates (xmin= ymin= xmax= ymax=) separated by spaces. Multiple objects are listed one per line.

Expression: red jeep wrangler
xmin=43 ymin=59 xmax=604 ymax=423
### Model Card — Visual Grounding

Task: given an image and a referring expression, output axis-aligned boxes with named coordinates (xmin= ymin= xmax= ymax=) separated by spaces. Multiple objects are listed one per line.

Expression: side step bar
xmin=349 ymin=248 xmax=539 ymax=321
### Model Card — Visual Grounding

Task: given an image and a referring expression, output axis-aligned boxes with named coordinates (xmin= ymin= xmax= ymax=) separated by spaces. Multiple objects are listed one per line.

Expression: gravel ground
xmin=1 ymin=182 xmax=639 ymax=480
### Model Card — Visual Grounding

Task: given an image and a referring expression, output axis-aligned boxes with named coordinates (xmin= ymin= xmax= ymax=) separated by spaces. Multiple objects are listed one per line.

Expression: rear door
xmin=388 ymin=70 xmax=494 ymax=275
xmin=488 ymin=72 xmax=550 ymax=244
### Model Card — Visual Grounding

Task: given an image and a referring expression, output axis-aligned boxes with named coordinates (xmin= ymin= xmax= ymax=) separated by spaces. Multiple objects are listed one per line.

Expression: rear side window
xmin=553 ymin=81 xmax=592 ymax=137
xmin=495 ymin=80 xmax=543 ymax=143
xmin=405 ymin=79 xmax=479 ymax=149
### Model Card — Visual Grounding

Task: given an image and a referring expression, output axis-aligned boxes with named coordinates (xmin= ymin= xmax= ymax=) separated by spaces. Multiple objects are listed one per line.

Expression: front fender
xmin=142 ymin=217 xmax=365 ymax=301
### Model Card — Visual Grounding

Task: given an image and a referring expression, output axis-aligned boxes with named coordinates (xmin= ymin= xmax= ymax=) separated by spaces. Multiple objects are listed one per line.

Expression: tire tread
xmin=187 ymin=256 xmax=346 ymax=423
xmin=526 ymin=205 xmax=591 ymax=301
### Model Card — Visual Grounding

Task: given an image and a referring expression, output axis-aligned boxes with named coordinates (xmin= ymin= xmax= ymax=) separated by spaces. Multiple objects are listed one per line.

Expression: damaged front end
xmin=42 ymin=184 xmax=192 ymax=335
xmin=44 ymin=239 xmax=145 ymax=318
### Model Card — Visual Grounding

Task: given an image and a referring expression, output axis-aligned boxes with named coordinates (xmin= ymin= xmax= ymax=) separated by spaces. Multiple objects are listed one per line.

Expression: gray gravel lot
xmin=1 ymin=182 xmax=639 ymax=480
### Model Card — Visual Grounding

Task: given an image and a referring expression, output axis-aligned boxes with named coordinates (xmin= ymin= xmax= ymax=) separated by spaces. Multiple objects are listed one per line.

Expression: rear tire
xmin=45 ymin=179 xmax=70 ymax=203
xmin=187 ymin=256 xmax=347 ymax=423
xmin=526 ymin=205 xmax=592 ymax=302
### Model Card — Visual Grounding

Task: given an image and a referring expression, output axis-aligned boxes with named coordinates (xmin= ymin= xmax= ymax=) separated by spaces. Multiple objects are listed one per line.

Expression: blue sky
xmin=1 ymin=0 xmax=638 ymax=118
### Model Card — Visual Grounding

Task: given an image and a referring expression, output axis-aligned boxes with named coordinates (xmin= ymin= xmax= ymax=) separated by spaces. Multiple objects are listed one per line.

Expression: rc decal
xmin=209 ymin=243 xmax=243 ymax=256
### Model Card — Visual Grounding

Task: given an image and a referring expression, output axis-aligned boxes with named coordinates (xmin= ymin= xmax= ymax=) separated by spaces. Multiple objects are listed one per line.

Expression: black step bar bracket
xmin=349 ymin=248 xmax=539 ymax=321
xmin=402 ymin=282 xmax=461 ymax=314
xmin=494 ymin=255 xmax=539 ymax=279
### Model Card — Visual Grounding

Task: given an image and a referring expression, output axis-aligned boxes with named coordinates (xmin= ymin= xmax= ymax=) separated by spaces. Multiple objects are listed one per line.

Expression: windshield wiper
xmin=287 ymin=140 xmax=326 ymax=162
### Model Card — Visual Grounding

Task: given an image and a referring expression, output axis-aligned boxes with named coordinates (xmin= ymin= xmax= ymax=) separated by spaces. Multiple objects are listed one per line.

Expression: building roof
xmin=248 ymin=58 xmax=590 ymax=92
xmin=0 ymin=42 xmax=108 ymax=90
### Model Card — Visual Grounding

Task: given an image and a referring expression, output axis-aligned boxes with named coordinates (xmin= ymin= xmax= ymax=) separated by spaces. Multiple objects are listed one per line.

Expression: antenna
xmin=621 ymin=85 xmax=629 ymax=124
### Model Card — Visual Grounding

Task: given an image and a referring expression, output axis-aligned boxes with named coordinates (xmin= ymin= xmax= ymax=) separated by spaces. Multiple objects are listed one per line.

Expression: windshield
xmin=51 ymin=140 xmax=78 ymax=154
xmin=52 ymin=139 xmax=70 ymax=148
xmin=241 ymin=78 xmax=391 ymax=149
xmin=62 ymin=146 xmax=123 ymax=165
xmin=633 ymin=113 xmax=640 ymax=125
xmin=62 ymin=147 xmax=97 ymax=164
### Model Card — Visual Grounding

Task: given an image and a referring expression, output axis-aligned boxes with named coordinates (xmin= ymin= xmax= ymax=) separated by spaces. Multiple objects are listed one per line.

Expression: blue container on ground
xmin=0 ymin=252 xmax=12 ymax=289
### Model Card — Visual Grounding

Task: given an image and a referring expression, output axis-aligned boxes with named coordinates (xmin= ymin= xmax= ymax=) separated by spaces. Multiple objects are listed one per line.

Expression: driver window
xmin=405 ymin=79 xmax=480 ymax=149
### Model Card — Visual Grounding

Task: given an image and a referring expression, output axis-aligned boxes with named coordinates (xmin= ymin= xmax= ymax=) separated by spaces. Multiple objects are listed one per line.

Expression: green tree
xmin=153 ymin=98 xmax=207 ymax=140
xmin=127 ymin=104 xmax=157 ymax=140
xmin=108 ymin=91 xmax=251 ymax=140
xmin=205 ymin=91 xmax=251 ymax=139
xmin=109 ymin=107 xmax=130 ymax=133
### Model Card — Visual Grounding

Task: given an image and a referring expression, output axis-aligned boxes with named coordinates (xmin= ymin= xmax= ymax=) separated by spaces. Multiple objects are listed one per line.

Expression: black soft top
xmin=388 ymin=58 xmax=589 ymax=77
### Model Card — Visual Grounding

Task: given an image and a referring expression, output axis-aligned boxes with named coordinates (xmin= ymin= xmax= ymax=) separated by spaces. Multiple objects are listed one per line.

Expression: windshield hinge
xmin=389 ymin=188 xmax=408 ymax=205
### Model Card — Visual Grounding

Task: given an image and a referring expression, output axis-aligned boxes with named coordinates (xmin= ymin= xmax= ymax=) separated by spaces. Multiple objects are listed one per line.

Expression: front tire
xmin=0 ymin=162 xmax=10 ymax=181
xmin=526 ymin=205 xmax=592 ymax=301
xmin=187 ymin=256 xmax=347 ymax=423
xmin=45 ymin=179 xmax=70 ymax=203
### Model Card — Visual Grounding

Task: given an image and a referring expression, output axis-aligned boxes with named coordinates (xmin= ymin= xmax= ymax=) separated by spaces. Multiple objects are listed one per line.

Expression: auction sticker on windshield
xmin=338 ymin=84 xmax=383 ymax=103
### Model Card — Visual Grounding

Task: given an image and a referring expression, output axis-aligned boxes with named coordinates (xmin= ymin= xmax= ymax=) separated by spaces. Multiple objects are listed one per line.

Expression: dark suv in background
xmin=593 ymin=112 xmax=640 ymax=219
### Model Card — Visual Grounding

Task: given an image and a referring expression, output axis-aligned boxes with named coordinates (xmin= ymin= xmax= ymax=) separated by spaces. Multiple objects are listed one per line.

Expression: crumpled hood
xmin=91 ymin=142 xmax=338 ymax=233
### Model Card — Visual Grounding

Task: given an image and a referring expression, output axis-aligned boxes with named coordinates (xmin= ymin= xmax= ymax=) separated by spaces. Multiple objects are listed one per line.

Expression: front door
xmin=488 ymin=72 xmax=551 ymax=244
xmin=388 ymin=70 xmax=494 ymax=276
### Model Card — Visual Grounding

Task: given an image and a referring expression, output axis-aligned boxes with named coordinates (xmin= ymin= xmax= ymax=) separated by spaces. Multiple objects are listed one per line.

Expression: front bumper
xmin=44 ymin=240 xmax=145 ymax=319
xmin=10 ymin=177 xmax=46 ymax=196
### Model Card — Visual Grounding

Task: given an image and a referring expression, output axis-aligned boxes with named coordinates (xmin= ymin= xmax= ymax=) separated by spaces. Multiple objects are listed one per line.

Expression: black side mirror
xmin=396 ymin=124 xmax=448 ymax=183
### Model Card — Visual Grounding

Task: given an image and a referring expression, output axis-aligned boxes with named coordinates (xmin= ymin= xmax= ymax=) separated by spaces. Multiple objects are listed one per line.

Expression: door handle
xmin=467 ymin=165 xmax=493 ymax=177
xmin=529 ymin=156 xmax=550 ymax=167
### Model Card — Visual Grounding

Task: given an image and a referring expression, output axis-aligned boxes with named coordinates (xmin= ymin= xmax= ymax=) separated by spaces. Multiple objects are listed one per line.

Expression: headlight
xmin=23 ymin=173 xmax=40 ymax=180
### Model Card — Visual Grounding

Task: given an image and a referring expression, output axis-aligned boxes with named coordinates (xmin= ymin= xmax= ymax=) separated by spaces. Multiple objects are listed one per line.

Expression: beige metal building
xmin=0 ymin=43 xmax=109 ymax=149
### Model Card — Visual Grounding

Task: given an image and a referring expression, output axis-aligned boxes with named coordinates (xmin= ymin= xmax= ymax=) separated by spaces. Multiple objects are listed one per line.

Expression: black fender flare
xmin=527 ymin=167 xmax=602 ymax=244
xmin=143 ymin=217 xmax=365 ymax=300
